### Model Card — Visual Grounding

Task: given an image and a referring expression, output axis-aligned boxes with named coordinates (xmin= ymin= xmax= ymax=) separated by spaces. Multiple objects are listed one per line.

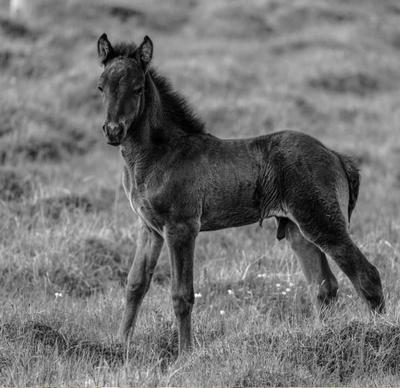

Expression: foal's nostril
xmin=102 ymin=122 xmax=125 ymax=145
xmin=117 ymin=124 xmax=124 ymax=136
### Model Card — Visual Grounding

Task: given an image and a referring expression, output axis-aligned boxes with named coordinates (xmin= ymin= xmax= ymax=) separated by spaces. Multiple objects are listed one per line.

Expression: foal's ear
xmin=137 ymin=36 xmax=153 ymax=72
xmin=97 ymin=33 xmax=114 ymax=65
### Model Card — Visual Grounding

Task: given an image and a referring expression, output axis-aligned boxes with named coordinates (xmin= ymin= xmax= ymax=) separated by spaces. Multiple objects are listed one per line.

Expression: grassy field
xmin=1 ymin=0 xmax=400 ymax=385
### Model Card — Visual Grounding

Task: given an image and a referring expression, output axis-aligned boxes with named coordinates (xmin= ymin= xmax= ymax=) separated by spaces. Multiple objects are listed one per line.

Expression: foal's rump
xmin=265 ymin=131 xmax=360 ymax=241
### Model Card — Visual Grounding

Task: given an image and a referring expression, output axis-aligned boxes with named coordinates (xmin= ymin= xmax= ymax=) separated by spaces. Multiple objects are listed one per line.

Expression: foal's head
xmin=97 ymin=34 xmax=153 ymax=146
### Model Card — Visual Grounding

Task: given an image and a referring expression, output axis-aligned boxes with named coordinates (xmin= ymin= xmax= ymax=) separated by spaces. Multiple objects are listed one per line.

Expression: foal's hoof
xmin=371 ymin=298 xmax=386 ymax=315
xmin=365 ymin=289 xmax=385 ymax=314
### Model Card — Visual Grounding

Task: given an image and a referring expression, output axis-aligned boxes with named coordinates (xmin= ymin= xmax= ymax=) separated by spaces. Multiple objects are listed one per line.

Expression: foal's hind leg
xmin=118 ymin=221 xmax=164 ymax=343
xmin=320 ymin=235 xmax=385 ymax=313
xmin=291 ymin=205 xmax=385 ymax=313
xmin=285 ymin=220 xmax=338 ymax=310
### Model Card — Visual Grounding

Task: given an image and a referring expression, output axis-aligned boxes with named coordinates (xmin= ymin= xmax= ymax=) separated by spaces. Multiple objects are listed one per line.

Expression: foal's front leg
xmin=165 ymin=222 xmax=198 ymax=353
xmin=118 ymin=221 xmax=163 ymax=343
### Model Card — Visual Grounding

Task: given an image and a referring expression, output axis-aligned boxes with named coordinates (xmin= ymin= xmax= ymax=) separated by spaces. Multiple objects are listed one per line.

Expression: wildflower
xmin=281 ymin=291 xmax=287 ymax=295
xmin=220 ymin=310 xmax=225 ymax=315
xmin=227 ymin=289 xmax=234 ymax=296
xmin=257 ymin=273 xmax=267 ymax=278
xmin=276 ymin=283 xmax=281 ymax=288
xmin=384 ymin=240 xmax=392 ymax=248
xmin=285 ymin=288 xmax=291 ymax=292
xmin=55 ymin=292 xmax=63 ymax=299
xmin=194 ymin=292 xmax=202 ymax=299
xmin=289 ymin=282 xmax=294 ymax=287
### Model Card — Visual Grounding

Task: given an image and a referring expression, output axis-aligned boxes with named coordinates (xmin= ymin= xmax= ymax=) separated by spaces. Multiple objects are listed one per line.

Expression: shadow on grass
xmin=1 ymin=320 xmax=124 ymax=366
xmin=0 ymin=318 xmax=180 ymax=371
xmin=244 ymin=320 xmax=400 ymax=384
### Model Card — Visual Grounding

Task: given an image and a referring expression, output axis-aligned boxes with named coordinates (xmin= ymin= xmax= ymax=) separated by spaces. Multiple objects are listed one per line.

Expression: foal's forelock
xmin=107 ymin=58 xmax=144 ymax=96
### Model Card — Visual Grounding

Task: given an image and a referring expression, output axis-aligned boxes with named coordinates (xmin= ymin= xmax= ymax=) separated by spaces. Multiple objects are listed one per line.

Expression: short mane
xmin=112 ymin=42 xmax=205 ymax=135
xmin=149 ymin=69 xmax=205 ymax=134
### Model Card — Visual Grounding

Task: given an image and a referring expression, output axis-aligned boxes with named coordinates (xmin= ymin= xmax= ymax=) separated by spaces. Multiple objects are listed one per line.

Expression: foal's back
xmin=141 ymin=130 xmax=351 ymax=232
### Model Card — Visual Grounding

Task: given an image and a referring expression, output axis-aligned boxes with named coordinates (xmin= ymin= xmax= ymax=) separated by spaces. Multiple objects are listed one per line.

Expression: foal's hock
xmin=96 ymin=33 xmax=385 ymax=354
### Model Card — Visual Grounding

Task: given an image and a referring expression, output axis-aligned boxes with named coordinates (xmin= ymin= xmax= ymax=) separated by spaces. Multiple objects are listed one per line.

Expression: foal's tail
xmin=336 ymin=152 xmax=360 ymax=221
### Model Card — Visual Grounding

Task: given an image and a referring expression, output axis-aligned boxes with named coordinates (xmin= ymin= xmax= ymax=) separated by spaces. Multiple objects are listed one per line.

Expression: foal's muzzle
xmin=103 ymin=122 xmax=124 ymax=146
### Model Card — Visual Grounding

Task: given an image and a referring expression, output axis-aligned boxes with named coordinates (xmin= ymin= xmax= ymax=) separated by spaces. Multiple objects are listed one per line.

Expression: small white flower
xmin=281 ymin=291 xmax=287 ymax=295
xmin=55 ymin=292 xmax=63 ymax=299
xmin=257 ymin=273 xmax=267 ymax=278
xmin=285 ymin=288 xmax=291 ymax=292
xmin=276 ymin=283 xmax=281 ymax=288
xmin=289 ymin=282 xmax=294 ymax=287
xmin=227 ymin=289 xmax=234 ymax=295
xmin=384 ymin=240 xmax=392 ymax=248
xmin=194 ymin=292 xmax=202 ymax=298
xmin=220 ymin=310 xmax=225 ymax=315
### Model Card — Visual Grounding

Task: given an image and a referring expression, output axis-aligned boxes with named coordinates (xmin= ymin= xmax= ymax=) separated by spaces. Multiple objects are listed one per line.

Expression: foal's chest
xmin=122 ymin=165 xmax=164 ymax=233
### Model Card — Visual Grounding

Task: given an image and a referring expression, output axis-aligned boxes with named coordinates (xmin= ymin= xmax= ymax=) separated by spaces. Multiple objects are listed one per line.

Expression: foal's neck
xmin=119 ymin=73 xmax=168 ymax=170
xmin=120 ymin=69 xmax=203 ymax=169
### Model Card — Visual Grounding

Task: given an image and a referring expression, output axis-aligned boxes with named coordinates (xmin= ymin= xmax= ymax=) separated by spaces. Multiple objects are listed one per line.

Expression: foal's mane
xmin=113 ymin=42 xmax=205 ymax=135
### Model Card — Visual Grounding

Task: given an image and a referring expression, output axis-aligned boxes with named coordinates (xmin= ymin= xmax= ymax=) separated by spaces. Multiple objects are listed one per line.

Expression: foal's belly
xmin=199 ymin=186 xmax=261 ymax=231
xmin=197 ymin=154 xmax=265 ymax=231
xmin=200 ymin=210 xmax=260 ymax=231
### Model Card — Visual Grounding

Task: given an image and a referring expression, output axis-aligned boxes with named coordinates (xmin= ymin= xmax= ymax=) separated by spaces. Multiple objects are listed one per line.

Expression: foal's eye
xmin=133 ymin=86 xmax=143 ymax=94
xmin=97 ymin=86 xmax=103 ymax=92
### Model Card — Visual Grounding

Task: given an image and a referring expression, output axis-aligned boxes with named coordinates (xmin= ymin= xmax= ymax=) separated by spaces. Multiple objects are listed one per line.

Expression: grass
xmin=0 ymin=0 xmax=400 ymax=385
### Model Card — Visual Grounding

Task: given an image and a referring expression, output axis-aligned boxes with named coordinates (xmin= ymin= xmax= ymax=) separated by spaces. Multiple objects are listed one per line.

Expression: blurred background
xmin=1 ymin=0 xmax=400 ymax=385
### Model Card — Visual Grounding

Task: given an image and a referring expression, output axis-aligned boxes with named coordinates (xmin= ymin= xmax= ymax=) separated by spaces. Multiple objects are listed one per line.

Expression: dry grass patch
xmin=47 ymin=236 xmax=132 ymax=297
xmin=29 ymin=194 xmax=110 ymax=220
xmin=309 ymin=72 xmax=382 ymax=96
xmin=0 ymin=16 xmax=37 ymax=39
xmin=0 ymin=167 xmax=33 ymax=201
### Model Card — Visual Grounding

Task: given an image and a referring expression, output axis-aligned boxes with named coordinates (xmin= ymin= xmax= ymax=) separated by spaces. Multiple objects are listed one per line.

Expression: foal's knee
xmin=172 ymin=290 xmax=194 ymax=317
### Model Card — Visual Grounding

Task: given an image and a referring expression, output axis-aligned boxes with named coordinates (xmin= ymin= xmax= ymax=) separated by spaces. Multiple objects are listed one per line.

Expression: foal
xmin=96 ymin=34 xmax=384 ymax=353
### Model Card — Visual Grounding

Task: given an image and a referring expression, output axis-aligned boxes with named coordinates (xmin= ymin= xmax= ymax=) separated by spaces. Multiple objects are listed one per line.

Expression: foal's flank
xmin=96 ymin=33 xmax=385 ymax=354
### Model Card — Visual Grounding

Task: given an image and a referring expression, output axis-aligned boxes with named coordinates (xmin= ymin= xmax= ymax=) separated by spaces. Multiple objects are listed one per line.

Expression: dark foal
xmin=96 ymin=34 xmax=385 ymax=354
